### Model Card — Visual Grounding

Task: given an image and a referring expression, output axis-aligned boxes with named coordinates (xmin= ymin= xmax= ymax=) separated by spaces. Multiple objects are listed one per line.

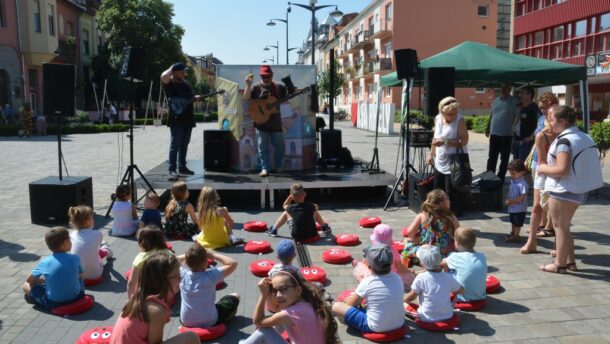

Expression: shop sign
xmin=591 ymin=52 xmax=610 ymax=76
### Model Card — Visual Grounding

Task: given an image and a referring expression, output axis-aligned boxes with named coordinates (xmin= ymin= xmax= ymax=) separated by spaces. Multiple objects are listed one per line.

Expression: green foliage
xmin=409 ymin=110 xmax=434 ymax=129
xmin=318 ymin=60 xmax=345 ymax=101
xmin=0 ymin=123 xmax=128 ymax=136
xmin=590 ymin=121 xmax=610 ymax=152
xmin=472 ymin=115 xmax=490 ymax=133
xmin=463 ymin=116 xmax=475 ymax=130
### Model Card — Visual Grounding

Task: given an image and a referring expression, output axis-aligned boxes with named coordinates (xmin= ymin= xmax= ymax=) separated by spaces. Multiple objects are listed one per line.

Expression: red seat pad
xmin=84 ymin=275 xmax=104 ymax=287
xmin=179 ymin=323 xmax=226 ymax=341
xmin=416 ymin=314 xmax=460 ymax=332
xmin=401 ymin=227 xmax=409 ymax=238
xmin=359 ymin=216 xmax=382 ymax=228
xmin=335 ymin=234 xmax=360 ymax=246
xmin=405 ymin=303 xmax=419 ymax=318
xmin=316 ymin=223 xmax=322 ymax=231
xmin=362 ymin=326 xmax=406 ymax=342
xmin=337 ymin=289 xmax=356 ymax=302
xmin=322 ymin=248 xmax=352 ymax=264
xmin=244 ymin=221 xmax=268 ymax=232
xmin=249 ymin=259 xmax=276 ymax=277
xmin=300 ymin=266 xmax=327 ymax=284
xmin=298 ymin=234 xmax=321 ymax=244
xmin=165 ymin=242 xmax=173 ymax=251
xmin=207 ymin=258 xmax=217 ymax=266
xmin=486 ymin=274 xmax=501 ymax=294
xmin=124 ymin=269 xmax=132 ymax=280
xmin=244 ymin=240 xmax=272 ymax=254
xmin=391 ymin=240 xmax=405 ymax=253
xmin=76 ymin=326 xmax=113 ymax=344
xmin=454 ymin=299 xmax=487 ymax=311
xmin=52 ymin=294 xmax=95 ymax=316
xmin=216 ymin=280 xmax=226 ymax=290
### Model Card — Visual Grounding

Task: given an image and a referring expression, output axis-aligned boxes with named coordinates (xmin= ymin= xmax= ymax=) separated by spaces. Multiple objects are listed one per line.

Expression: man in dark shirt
xmin=160 ymin=62 xmax=202 ymax=180
xmin=513 ymin=86 xmax=540 ymax=161
xmin=243 ymin=65 xmax=287 ymax=177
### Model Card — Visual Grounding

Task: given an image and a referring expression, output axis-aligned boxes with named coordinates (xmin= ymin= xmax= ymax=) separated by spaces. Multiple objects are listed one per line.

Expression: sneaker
xmin=24 ymin=293 xmax=35 ymax=304
xmin=100 ymin=242 xmax=113 ymax=259
xmin=168 ymin=170 xmax=179 ymax=181
xmin=178 ymin=167 xmax=195 ymax=175
xmin=230 ymin=236 xmax=245 ymax=245
xmin=266 ymin=226 xmax=278 ymax=237
xmin=259 ymin=169 xmax=268 ymax=177
xmin=321 ymin=223 xmax=332 ymax=236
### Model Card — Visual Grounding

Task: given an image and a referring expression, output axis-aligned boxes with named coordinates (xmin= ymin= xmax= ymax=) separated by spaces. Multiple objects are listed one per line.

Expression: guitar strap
xmin=272 ymin=81 xmax=281 ymax=99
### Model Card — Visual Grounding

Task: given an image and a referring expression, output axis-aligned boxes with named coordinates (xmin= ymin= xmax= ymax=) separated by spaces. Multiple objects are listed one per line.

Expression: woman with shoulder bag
xmin=427 ymin=97 xmax=469 ymax=216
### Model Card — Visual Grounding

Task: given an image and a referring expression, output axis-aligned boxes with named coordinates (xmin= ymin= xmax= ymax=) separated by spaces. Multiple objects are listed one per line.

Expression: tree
xmin=317 ymin=60 xmax=345 ymax=105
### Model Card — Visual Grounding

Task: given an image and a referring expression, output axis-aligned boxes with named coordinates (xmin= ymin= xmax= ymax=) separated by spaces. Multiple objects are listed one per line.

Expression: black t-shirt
xmin=250 ymin=81 xmax=287 ymax=132
xmin=163 ymin=79 xmax=195 ymax=127
xmin=286 ymin=201 xmax=316 ymax=241
xmin=516 ymin=102 xmax=540 ymax=139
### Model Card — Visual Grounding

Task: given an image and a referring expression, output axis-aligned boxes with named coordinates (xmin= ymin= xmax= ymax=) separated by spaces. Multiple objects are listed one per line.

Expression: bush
xmin=590 ymin=121 xmax=610 ymax=153
xmin=409 ymin=110 xmax=434 ymax=129
xmin=472 ymin=115 xmax=490 ymax=134
xmin=0 ymin=123 xmax=128 ymax=136
xmin=134 ymin=118 xmax=168 ymax=126
xmin=463 ymin=116 xmax=475 ymax=130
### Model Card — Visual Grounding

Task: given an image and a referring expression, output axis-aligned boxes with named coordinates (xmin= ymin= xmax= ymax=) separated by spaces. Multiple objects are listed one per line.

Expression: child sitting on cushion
xmin=441 ymin=227 xmax=487 ymax=302
xmin=266 ymin=183 xmax=331 ymax=241
xmin=127 ymin=227 xmax=173 ymax=298
xmin=267 ymin=240 xmax=301 ymax=313
xmin=404 ymin=245 xmax=464 ymax=323
xmin=22 ymin=227 xmax=85 ymax=310
xmin=178 ymin=243 xmax=240 ymax=328
xmin=140 ymin=192 xmax=162 ymax=230
xmin=332 ymin=244 xmax=405 ymax=333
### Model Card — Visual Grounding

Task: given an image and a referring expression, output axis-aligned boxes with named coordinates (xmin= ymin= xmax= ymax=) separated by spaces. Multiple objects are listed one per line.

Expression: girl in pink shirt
xmin=239 ymin=270 xmax=338 ymax=344
xmin=110 ymin=252 xmax=198 ymax=344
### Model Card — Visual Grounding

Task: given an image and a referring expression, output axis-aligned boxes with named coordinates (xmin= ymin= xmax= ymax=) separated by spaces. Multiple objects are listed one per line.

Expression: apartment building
xmin=0 ymin=0 xmax=23 ymax=111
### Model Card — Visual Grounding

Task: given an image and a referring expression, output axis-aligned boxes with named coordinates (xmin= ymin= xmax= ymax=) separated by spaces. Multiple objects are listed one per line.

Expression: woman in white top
xmin=427 ymin=97 xmax=469 ymax=216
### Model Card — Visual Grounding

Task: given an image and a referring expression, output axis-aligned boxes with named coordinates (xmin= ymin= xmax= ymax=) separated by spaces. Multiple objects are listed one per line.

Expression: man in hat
xmin=244 ymin=65 xmax=288 ymax=177
xmin=161 ymin=62 xmax=203 ymax=180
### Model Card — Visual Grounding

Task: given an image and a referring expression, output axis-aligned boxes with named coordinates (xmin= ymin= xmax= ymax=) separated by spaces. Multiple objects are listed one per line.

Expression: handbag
xmin=450 ymin=146 xmax=472 ymax=191
xmin=524 ymin=143 xmax=535 ymax=173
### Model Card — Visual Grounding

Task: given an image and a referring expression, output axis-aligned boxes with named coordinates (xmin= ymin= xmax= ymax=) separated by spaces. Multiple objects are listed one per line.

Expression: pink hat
xmin=259 ymin=65 xmax=273 ymax=76
xmin=370 ymin=224 xmax=393 ymax=245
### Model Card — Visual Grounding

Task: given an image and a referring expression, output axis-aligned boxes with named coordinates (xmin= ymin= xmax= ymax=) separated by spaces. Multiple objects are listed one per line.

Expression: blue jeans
xmin=256 ymin=130 xmax=283 ymax=171
xmin=169 ymin=124 xmax=193 ymax=171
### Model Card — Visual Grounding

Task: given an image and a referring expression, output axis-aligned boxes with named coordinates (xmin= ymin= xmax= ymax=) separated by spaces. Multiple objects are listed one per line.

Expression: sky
xmin=165 ymin=0 xmax=371 ymax=65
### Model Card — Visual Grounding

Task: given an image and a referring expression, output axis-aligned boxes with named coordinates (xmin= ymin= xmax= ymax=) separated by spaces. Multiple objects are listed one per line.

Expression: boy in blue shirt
xmin=139 ymin=191 xmax=163 ymax=229
xmin=178 ymin=243 xmax=240 ymax=328
xmin=22 ymin=227 xmax=84 ymax=310
xmin=441 ymin=227 xmax=487 ymax=302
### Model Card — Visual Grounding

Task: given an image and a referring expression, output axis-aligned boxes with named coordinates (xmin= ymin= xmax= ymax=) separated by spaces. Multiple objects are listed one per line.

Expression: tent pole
xmin=579 ymin=79 xmax=589 ymax=133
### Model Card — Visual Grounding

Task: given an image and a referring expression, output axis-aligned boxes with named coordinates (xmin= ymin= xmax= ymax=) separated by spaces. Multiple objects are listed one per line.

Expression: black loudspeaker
xmin=119 ymin=47 xmax=146 ymax=82
xmin=424 ymin=67 xmax=455 ymax=116
xmin=29 ymin=176 xmax=93 ymax=224
xmin=320 ymin=129 xmax=342 ymax=161
xmin=204 ymin=129 xmax=232 ymax=169
xmin=394 ymin=49 xmax=419 ymax=79
xmin=43 ymin=63 xmax=75 ymax=117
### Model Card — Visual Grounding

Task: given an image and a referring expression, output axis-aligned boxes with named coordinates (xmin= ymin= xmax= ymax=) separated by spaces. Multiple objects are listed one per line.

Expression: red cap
xmin=259 ymin=65 xmax=273 ymax=76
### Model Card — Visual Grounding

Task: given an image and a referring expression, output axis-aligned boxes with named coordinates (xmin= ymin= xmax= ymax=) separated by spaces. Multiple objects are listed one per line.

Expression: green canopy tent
xmin=381 ymin=41 xmax=590 ymax=129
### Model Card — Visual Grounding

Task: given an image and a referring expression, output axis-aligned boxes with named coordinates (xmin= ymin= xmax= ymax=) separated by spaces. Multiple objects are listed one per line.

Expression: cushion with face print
xmin=249 ymin=259 xmax=276 ymax=277
xmin=300 ymin=266 xmax=327 ymax=284
xmin=322 ymin=248 xmax=352 ymax=264
xmin=75 ymin=326 xmax=113 ymax=344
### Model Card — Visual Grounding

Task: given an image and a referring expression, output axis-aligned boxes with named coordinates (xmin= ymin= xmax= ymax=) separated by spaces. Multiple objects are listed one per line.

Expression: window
xmin=66 ymin=21 xmax=73 ymax=36
xmin=477 ymin=5 xmax=488 ymax=17
xmin=83 ymin=29 xmax=89 ymax=55
xmin=572 ymin=39 xmax=583 ymax=56
xmin=28 ymin=69 xmax=37 ymax=90
xmin=534 ymin=31 xmax=544 ymax=45
xmin=385 ymin=3 xmax=392 ymax=21
xmin=384 ymin=42 xmax=392 ymax=58
xmin=601 ymin=12 xmax=610 ymax=32
xmin=553 ymin=26 xmax=564 ymax=41
xmin=33 ymin=0 xmax=41 ymax=33
xmin=575 ymin=19 xmax=587 ymax=37
xmin=384 ymin=86 xmax=391 ymax=97
xmin=0 ymin=0 xmax=5 ymax=27
xmin=591 ymin=17 xmax=596 ymax=33
xmin=565 ymin=23 xmax=572 ymax=38
xmin=517 ymin=2 xmax=525 ymax=16
xmin=517 ymin=35 xmax=526 ymax=49
xmin=475 ymin=87 xmax=485 ymax=93
xmin=551 ymin=44 xmax=562 ymax=59
xmin=48 ymin=4 xmax=54 ymax=36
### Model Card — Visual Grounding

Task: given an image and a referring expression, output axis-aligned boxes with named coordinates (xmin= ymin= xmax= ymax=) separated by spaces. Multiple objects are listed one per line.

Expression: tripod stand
xmin=105 ymin=80 xmax=156 ymax=217
xmin=384 ymin=78 xmax=418 ymax=210
xmin=362 ymin=89 xmax=384 ymax=174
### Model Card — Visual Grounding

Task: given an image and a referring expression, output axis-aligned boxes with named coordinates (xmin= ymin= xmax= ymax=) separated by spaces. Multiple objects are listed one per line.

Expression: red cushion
xmin=416 ymin=314 xmax=460 ymax=332
xmin=401 ymin=227 xmax=409 ymax=238
xmin=454 ymin=299 xmax=487 ymax=311
xmin=84 ymin=275 xmax=104 ymax=287
xmin=391 ymin=240 xmax=404 ymax=253
xmin=179 ymin=323 xmax=226 ymax=341
xmin=337 ymin=289 xmax=356 ymax=303
xmin=244 ymin=240 xmax=272 ymax=254
xmin=124 ymin=269 xmax=132 ymax=280
xmin=244 ymin=221 xmax=268 ymax=232
xmin=316 ymin=223 xmax=322 ymax=231
xmin=216 ymin=280 xmax=226 ymax=290
xmin=335 ymin=234 xmax=360 ymax=246
xmin=359 ymin=216 xmax=382 ymax=228
xmin=362 ymin=326 xmax=406 ymax=342
xmin=207 ymin=258 xmax=217 ymax=266
xmin=249 ymin=259 xmax=276 ymax=277
xmin=322 ymin=248 xmax=352 ymax=264
xmin=298 ymin=234 xmax=321 ymax=244
xmin=52 ymin=294 xmax=95 ymax=316
xmin=405 ymin=303 xmax=419 ymax=318
xmin=76 ymin=326 xmax=113 ymax=344
xmin=165 ymin=242 xmax=174 ymax=251
xmin=486 ymin=274 xmax=501 ymax=293
xmin=300 ymin=266 xmax=327 ymax=284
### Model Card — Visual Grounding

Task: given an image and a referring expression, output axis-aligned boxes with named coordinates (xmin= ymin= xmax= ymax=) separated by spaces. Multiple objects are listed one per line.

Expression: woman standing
xmin=427 ymin=97 xmax=469 ymax=216
xmin=537 ymin=105 xmax=603 ymax=273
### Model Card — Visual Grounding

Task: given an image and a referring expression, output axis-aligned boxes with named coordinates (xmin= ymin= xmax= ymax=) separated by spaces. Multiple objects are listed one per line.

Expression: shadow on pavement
xmin=481 ymin=296 xmax=529 ymax=315
xmin=86 ymin=261 xmax=127 ymax=294
xmin=0 ymin=239 xmax=40 ymax=262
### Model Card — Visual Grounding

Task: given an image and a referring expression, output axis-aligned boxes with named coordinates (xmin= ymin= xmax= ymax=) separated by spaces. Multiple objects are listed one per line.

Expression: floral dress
xmin=402 ymin=217 xmax=455 ymax=264
xmin=164 ymin=200 xmax=198 ymax=238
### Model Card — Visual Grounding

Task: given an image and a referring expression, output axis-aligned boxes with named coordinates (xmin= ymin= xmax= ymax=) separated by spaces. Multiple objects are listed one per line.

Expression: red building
xmin=513 ymin=0 xmax=610 ymax=120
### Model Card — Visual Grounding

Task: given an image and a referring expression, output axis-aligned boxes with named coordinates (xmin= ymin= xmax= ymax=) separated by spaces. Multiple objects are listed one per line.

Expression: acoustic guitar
xmin=248 ymin=87 xmax=311 ymax=125
xmin=169 ymin=89 xmax=225 ymax=117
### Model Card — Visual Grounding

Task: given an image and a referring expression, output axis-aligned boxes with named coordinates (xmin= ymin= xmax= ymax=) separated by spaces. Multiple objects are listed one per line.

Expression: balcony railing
xmin=374 ymin=57 xmax=392 ymax=72
xmin=371 ymin=18 xmax=392 ymax=39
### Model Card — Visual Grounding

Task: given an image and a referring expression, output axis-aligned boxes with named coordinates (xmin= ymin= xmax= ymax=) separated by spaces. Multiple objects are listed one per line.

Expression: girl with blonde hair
xmin=164 ymin=181 xmax=199 ymax=239
xmin=196 ymin=186 xmax=244 ymax=248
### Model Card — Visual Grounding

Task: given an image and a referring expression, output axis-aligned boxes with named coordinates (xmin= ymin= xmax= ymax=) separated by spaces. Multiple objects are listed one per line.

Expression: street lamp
xmin=288 ymin=2 xmax=343 ymax=66
xmin=267 ymin=4 xmax=291 ymax=64
xmin=264 ymin=41 xmax=279 ymax=66
xmin=263 ymin=57 xmax=275 ymax=65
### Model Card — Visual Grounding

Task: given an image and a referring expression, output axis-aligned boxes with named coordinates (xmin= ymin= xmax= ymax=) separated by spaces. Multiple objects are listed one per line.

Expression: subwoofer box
xmin=29 ymin=176 xmax=93 ymax=224
xmin=320 ymin=129 xmax=342 ymax=161
xmin=204 ymin=129 xmax=232 ymax=170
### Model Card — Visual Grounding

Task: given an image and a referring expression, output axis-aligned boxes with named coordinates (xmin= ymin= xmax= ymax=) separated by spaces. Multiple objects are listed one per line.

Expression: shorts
xmin=509 ymin=212 xmax=526 ymax=227
xmin=549 ymin=191 xmax=588 ymax=205
xmin=215 ymin=295 xmax=240 ymax=325
xmin=344 ymin=306 xmax=371 ymax=333
xmin=29 ymin=284 xmax=85 ymax=311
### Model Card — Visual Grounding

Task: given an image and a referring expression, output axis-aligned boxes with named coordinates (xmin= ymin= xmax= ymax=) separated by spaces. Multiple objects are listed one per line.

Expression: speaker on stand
xmin=424 ymin=67 xmax=455 ymax=117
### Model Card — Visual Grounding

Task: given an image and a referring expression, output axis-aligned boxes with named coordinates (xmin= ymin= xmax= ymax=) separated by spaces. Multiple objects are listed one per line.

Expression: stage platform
xmin=139 ymin=159 xmax=397 ymax=209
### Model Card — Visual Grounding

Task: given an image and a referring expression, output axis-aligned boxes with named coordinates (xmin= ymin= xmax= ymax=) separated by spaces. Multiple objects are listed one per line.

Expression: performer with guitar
xmin=244 ymin=65 xmax=288 ymax=177
xmin=161 ymin=62 xmax=202 ymax=180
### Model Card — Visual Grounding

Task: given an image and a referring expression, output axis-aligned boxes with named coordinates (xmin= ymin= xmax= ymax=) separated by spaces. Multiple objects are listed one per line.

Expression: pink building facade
xmin=0 ymin=0 xmax=25 ymax=112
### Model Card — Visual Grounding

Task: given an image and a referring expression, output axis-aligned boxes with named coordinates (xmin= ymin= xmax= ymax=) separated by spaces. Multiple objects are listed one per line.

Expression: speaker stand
xmin=105 ymin=81 xmax=156 ymax=217
xmin=362 ymin=88 xmax=384 ymax=174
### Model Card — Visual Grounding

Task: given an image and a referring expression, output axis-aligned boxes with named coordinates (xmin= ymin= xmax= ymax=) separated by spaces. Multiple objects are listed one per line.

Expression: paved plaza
xmin=1 ymin=119 xmax=609 ymax=343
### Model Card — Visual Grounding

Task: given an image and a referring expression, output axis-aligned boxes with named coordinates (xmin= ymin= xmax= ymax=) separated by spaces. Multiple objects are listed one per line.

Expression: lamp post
xmin=264 ymin=41 xmax=279 ymax=65
xmin=288 ymin=1 xmax=342 ymax=66
xmin=267 ymin=5 xmax=291 ymax=64
xmin=263 ymin=57 xmax=275 ymax=65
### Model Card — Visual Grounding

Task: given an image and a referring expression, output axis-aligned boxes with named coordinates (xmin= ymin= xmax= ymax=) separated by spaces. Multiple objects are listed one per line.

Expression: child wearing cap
xmin=332 ymin=244 xmax=405 ymax=333
xmin=404 ymin=245 xmax=464 ymax=323
xmin=441 ymin=227 xmax=487 ymax=302
xmin=352 ymin=224 xmax=415 ymax=289
xmin=266 ymin=240 xmax=301 ymax=313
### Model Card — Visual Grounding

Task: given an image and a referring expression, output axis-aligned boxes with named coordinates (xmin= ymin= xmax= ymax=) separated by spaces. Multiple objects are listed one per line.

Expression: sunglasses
xmin=261 ymin=75 xmax=272 ymax=79
xmin=444 ymin=100 xmax=456 ymax=106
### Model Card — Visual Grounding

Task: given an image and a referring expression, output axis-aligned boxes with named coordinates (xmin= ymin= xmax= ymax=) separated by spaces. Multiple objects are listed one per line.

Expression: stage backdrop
xmin=216 ymin=65 xmax=317 ymax=172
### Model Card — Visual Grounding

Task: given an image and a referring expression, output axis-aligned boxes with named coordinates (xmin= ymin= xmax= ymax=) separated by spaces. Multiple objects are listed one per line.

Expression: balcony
xmin=338 ymin=44 xmax=349 ymax=59
xmin=373 ymin=57 xmax=392 ymax=72
xmin=348 ymin=30 xmax=373 ymax=53
xmin=370 ymin=18 xmax=392 ymax=40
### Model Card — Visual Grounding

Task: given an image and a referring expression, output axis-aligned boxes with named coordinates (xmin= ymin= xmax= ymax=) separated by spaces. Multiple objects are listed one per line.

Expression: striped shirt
xmin=507 ymin=177 xmax=528 ymax=213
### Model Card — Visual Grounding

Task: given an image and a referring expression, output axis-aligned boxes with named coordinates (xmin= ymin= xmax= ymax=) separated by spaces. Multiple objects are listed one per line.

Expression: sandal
xmin=539 ymin=263 xmax=567 ymax=274
xmin=567 ymin=263 xmax=578 ymax=272
xmin=536 ymin=228 xmax=555 ymax=237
